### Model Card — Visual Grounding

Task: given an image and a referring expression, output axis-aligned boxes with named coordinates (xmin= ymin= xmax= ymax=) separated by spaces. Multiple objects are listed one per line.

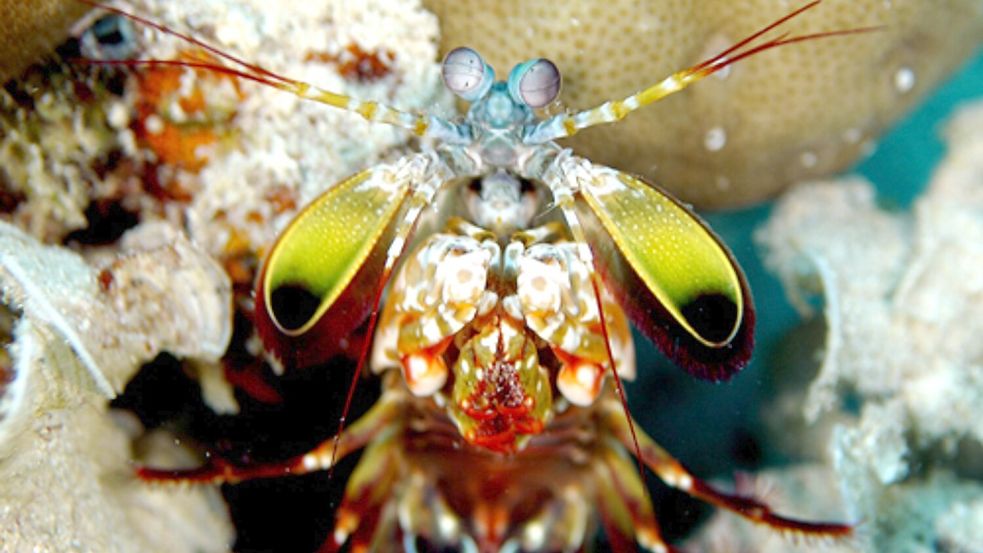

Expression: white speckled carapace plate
xmin=424 ymin=0 xmax=983 ymax=208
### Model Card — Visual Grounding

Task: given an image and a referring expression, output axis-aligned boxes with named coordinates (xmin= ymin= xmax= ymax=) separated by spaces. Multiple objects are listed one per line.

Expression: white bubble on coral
xmin=704 ymin=126 xmax=727 ymax=151
xmin=894 ymin=66 xmax=916 ymax=93
xmin=800 ymin=150 xmax=818 ymax=168
xmin=842 ymin=127 xmax=862 ymax=144
xmin=713 ymin=63 xmax=732 ymax=81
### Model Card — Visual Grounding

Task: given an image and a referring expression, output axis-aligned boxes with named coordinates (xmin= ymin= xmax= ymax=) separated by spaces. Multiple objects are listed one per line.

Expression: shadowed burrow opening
xmin=113 ymin=339 xmax=380 ymax=553
xmin=63 ymin=197 xmax=141 ymax=246
xmin=0 ymin=304 xmax=23 ymax=427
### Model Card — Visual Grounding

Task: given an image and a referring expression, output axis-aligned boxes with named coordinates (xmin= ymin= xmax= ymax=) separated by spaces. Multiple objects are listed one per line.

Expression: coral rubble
xmin=0 ymin=0 xmax=444 ymax=551
xmin=0 ymin=220 xmax=233 ymax=553
xmin=755 ymin=99 xmax=983 ymax=551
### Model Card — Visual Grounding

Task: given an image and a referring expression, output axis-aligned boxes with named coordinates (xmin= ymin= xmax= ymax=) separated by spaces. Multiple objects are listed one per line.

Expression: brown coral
xmin=0 ymin=0 xmax=90 ymax=83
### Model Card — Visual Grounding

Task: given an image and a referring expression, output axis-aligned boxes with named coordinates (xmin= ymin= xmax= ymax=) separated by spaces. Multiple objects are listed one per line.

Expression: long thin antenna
xmin=525 ymin=1 xmax=881 ymax=143
xmin=75 ymin=0 xmax=445 ymax=137
xmin=590 ymin=278 xmax=649 ymax=486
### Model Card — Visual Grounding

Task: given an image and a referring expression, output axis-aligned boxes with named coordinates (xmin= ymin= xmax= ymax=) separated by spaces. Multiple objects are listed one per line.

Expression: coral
xmin=0 ymin=219 xmax=231 ymax=398
xmin=425 ymin=0 xmax=983 ymax=208
xmin=687 ymin=466 xmax=983 ymax=553
xmin=684 ymin=465 xmax=856 ymax=553
xmin=759 ymin=100 xmax=983 ymax=448
xmin=0 ymin=0 xmax=89 ymax=83
xmin=935 ymin=495 xmax=983 ymax=553
xmin=0 ymin=58 xmax=124 ymax=241
xmin=755 ymin=99 xmax=983 ymax=551
xmin=2 ymin=1 xmax=978 ymax=550
xmin=0 ymin=220 xmax=233 ymax=553
xmin=123 ymin=0 xmax=449 ymax=261
xmin=0 ymin=1 xmax=446 ymax=550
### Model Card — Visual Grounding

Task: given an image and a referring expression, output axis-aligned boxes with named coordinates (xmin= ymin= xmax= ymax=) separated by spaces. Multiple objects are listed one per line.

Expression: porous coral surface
xmin=753 ymin=98 xmax=983 ymax=552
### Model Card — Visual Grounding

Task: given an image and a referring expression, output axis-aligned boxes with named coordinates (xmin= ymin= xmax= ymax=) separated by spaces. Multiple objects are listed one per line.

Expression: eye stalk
xmin=507 ymin=58 xmax=561 ymax=109
xmin=442 ymin=47 xmax=495 ymax=102
xmin=81 ymin=14 xmax=137 ymax=61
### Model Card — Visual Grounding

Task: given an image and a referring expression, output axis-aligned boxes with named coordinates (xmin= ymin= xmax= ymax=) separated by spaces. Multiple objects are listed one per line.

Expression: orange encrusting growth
xmin=304 ymin=44 xmax=395 ymax=83
xmin=132 ymin=50 xmax=243 ymax=172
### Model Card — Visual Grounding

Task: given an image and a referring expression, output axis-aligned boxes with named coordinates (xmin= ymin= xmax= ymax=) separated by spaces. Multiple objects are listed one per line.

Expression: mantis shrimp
xmin=78 ymin=1 xmax=873 ymax=551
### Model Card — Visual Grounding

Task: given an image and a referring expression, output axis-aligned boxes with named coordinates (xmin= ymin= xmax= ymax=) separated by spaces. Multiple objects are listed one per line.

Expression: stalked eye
xmin=80 ymin=15 xmax=137 ymax=61
xmin=442 ymin=47 xmax=494 ymax=102
xmin=507 ymin=58 xmax=561 ymax=108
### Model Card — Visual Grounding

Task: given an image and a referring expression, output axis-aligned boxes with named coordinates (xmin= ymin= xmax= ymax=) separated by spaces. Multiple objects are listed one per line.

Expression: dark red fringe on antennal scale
xmin=251 ymin=237 xmax=388 ymax=371
xmin=606 ymin=256 xmax=755 ymax=382
xmin=656 ymin=286 xmax=755 ymax=382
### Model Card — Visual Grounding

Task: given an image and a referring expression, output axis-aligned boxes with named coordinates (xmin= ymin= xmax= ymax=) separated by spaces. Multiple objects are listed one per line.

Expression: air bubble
xmin=894 ymin=67 xmax=915 ymax=93
xmin=704 ymin=127 xmax=726 ymax=151
xmin=701 ymin=35 xmax=733 ymax=81
xmin=800 ymin=151 xmax=818 ymax=168
xmin=843 ymin=127 xmax=862 ymax=144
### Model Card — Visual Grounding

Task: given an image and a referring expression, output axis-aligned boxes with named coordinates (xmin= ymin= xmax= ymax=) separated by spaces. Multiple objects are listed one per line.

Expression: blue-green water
xmin=630 ymin=47 xmax=983 ymax=476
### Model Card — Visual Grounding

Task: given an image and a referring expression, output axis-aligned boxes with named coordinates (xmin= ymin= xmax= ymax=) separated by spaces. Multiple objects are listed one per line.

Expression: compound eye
xmin=442 ymin=47 xmax=494 ymax=102
xmin=80 ymin=14 xmax=137 ymax=61
xmin=508 ymin=58 xmax=561 ymax=108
